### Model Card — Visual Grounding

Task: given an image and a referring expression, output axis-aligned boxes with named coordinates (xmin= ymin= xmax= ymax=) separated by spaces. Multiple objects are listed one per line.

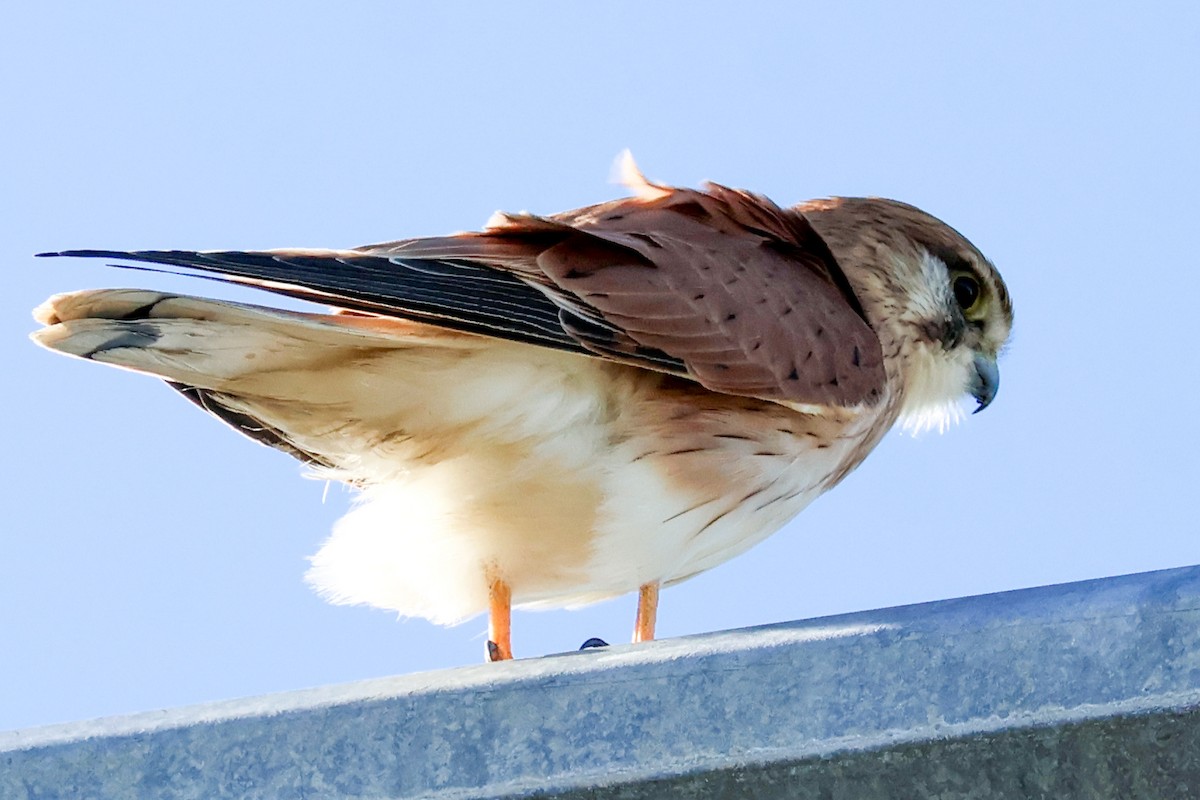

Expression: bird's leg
xmin=633 ymin=582 xmax=660 ymax=643
xmin=486 ymin=571 xmax=513 ymax=662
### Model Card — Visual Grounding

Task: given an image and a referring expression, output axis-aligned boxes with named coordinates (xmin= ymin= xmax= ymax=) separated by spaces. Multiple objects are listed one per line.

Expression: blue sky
xmin=3 ymin=2 xmax=1197 ymax=731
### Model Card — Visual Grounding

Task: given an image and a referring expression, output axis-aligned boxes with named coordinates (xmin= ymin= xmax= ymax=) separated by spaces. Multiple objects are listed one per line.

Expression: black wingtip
xmin=37 ymin=249 xmax=129 ymax=259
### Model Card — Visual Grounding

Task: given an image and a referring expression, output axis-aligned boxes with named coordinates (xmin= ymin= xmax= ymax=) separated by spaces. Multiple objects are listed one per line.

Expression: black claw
xmin=579 ymin=637 xmax=609 ymax=650
xmin=486 ymin=640 xmax=501 ymax=662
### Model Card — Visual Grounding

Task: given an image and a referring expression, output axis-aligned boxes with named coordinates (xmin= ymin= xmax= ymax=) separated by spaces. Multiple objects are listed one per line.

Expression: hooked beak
xmin=970 ymin=354 xmax=1000 ymax=413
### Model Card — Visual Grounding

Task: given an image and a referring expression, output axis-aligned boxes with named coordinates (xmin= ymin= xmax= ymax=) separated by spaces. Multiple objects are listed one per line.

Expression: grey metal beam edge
xmin=4 ymin=564 xmax=1200 ymax=799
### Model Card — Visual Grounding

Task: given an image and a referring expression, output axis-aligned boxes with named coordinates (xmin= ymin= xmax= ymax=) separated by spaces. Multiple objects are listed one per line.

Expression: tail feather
xmin=31 ymin=288 xmax=610 ymax=478
xmin=32 ymin=289 xmax=437 ymax=467
xmin=32 ymin=288 xmax=420 ymax=381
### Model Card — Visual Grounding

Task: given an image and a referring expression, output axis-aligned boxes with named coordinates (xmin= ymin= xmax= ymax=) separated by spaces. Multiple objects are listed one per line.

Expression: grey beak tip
xmin=971 ymin=355 xmax=1000 ymax=414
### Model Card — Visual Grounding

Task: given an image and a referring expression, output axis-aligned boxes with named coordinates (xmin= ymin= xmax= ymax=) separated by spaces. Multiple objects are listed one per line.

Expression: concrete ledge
xmin=4 ymin=565 xmax=1200 ymax=799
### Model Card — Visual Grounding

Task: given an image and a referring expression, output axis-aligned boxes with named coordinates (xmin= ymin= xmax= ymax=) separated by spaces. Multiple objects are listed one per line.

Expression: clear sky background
xmin=3 ymin=3 xmax=1197 ymax=731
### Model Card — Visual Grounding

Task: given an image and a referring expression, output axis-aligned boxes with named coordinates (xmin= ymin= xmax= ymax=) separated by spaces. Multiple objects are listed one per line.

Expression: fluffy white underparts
xmin=33 ymin=289 xmax=900 ymax=624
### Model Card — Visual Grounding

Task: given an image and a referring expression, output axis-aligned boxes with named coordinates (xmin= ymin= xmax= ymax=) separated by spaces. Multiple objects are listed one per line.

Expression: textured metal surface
xmin=4 ymin=564 xmax=1199 ymax=799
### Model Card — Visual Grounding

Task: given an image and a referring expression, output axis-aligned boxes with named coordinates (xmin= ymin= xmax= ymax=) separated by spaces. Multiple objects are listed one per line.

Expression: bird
xmin=31 ymin=155 xmax=1013 ymax=661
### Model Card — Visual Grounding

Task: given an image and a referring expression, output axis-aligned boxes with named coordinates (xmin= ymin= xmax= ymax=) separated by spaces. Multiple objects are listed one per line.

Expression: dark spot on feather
xmin=119 ymin=298 xmax=172 ymax=321
xmin=736 ymin=486 xmax=767 ymax=504
xmin=829 ymin=376 xmax=840 ymax=387
xmin=671 ymin=200 xmax=710 ymax=220
xmin=816 ymin=443 xmax=831 ymax=450
xmin=693 ymin=293 xmax=706 ymax=301
xmin=921 ymin=319 xmax=949 ymax=346
xmin=852 ymin=346 xmax=861 ymax=367
xmin=662 ymin=497 xmax=717 ymax=523
xmin=628 ymin=233 xmax=663 ymax=249
xmin=787 ymin=368 xmax=799 ymax=380
xmin=83 ymin=324 xmax=160 ymax=357
xmin=605 ymin=214 xmax=625 ymax=221
xmin=725 ymin=313 xmax=737 ymax=321
xmin=713 ymin=433 xmax=753 ymax=441
xmin=693 ymin=506 xmax=738 ymax=538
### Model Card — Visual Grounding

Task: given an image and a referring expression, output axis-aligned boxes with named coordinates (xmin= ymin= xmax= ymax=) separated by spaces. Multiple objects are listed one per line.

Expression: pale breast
xmin=301 ymin=348 xmax=893 ymax=620
xmin=522 ymin=375 xmax=892 ymax=608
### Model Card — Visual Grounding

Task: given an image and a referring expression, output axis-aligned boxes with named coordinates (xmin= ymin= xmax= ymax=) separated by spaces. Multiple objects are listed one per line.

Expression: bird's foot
xmin=485 ymin=570 xmax=513 ymax=662
xmin=486 ymin=639 xmax=513 ymax=662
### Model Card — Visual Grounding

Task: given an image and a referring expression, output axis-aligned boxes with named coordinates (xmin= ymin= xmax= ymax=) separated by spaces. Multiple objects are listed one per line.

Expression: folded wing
xmin=41 ymin=180 xmax=886 ymax=407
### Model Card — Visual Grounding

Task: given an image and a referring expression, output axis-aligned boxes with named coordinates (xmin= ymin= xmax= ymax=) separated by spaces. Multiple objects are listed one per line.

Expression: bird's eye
xmin=952 ymin=273 xmax=984 ymax=318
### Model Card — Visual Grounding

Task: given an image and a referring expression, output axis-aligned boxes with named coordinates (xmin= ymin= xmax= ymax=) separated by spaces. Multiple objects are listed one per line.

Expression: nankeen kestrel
xmin=32 ymin=157 xmax=1012 ymax=661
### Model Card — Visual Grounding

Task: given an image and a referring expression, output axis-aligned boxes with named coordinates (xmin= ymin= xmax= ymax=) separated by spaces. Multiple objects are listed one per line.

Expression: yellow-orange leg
xmin=633 ymin=582 xmax=660 ymax=643
xmin=486 ymin=574 xmax=513 ymax=662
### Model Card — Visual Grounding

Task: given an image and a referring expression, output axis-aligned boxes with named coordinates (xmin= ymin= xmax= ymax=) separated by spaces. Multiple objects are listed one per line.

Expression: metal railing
xmin=4 ymin=564 xmax=1199 ymax=799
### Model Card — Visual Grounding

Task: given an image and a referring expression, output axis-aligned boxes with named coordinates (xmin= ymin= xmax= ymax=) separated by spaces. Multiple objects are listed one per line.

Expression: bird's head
xmin=799 ymin=197 xmax=1013 ymax=433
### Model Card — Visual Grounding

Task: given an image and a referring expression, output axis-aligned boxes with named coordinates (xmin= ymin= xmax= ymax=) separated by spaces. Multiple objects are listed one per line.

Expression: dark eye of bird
xmin=953 ymin=275 xmax=981 ymax=312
